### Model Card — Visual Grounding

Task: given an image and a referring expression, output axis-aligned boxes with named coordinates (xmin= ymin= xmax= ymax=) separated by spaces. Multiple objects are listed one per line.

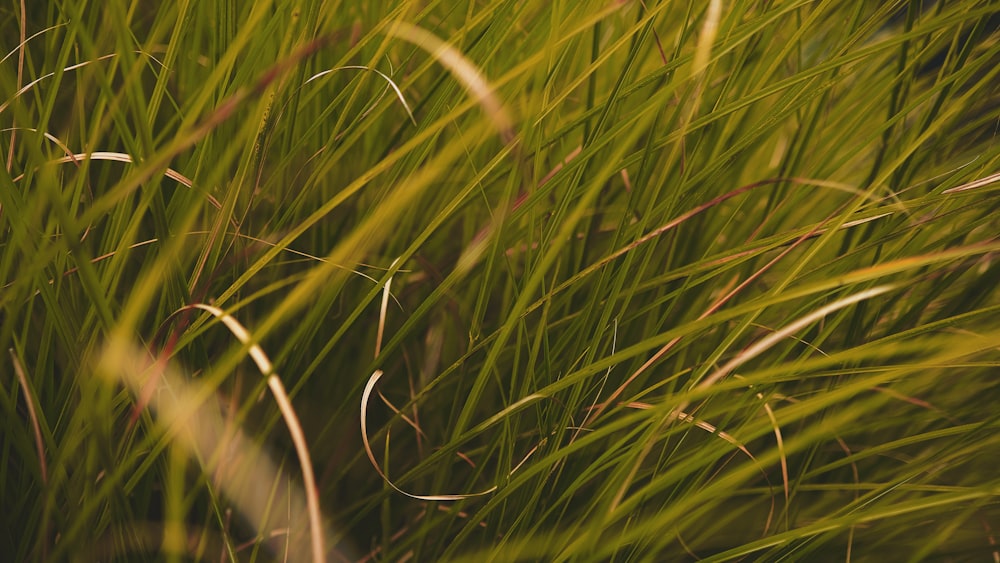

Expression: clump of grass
xmin=2 ymin=1 xmax=999 ymax=561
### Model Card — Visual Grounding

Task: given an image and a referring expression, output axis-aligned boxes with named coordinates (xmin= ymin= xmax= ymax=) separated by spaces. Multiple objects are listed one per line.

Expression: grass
xmin=2 ymin=0 xmax=999 ymax=561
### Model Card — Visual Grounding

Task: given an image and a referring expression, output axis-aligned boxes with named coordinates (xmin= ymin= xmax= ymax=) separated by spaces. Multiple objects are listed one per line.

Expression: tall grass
xmin=2 ymin=1 xmax=999 ymax=561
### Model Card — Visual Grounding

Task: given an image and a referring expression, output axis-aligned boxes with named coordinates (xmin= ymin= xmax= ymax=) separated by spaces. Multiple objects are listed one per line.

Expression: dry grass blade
xmin=188 ymin=304 xmax=326 ymax=563
xmin=692 ymin=285 xmax=896 ymax=394
xmin=13 ymin=151 xmax=225 ymax=210
xmin=375 ymin=258 xmax=400 ymax=359
xmin=8 ymin=350 xmax=46 ymax=485
xmin=762 ymin=401 xmax=789 ymax=530
xmin=386 ymin=21 xmax=514 ymax=143
xmin=305 ymin=66 xmax=416 ymax=125
xmin=942 ymin=171 xmax=1000 ymax=194
xmin=0 ymin=54 xmax=117 ymax=114
xmin=360 ymin=369 xmax=498 ymax=502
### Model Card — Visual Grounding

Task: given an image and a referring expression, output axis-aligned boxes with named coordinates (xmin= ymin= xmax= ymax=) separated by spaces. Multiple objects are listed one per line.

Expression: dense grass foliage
xmin=2 ymin=1 xmax=999 ymax=561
